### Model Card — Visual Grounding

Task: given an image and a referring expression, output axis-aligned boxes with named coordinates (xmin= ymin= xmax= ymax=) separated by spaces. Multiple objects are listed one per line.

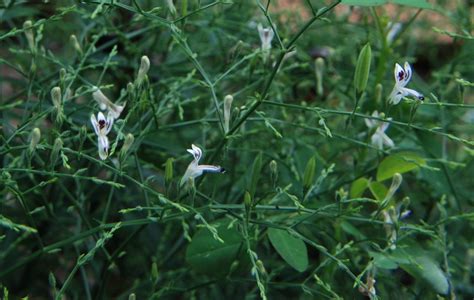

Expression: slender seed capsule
xmin=354 ymin=43 xmax=372 ymax=94
xmin=315 ymin=58 xmax=325 ymax=96
xmin=223 ymin=95 xmax=233 ymax=133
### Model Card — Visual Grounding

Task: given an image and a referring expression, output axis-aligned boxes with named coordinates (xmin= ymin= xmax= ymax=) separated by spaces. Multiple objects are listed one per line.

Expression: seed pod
xmin=223 ymin=95 xmax=233 ymax=133
xmin=354 ymin=43 xmax=372 ymax=94
xmin=165 ymin=157 xmax=174 ymax=183
xmin=315 ymin=58 xmax=325 ymax=96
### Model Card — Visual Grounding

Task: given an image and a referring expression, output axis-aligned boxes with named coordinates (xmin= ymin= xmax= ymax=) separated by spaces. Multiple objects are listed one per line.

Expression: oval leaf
xmin=268 ymin=228 xmax=308 ymax=272
xmin=369 ymin=181 xmax=388 ymax=201
xmin=401 ymin=256 xmax=450 ymax=295
xmin=186 ymin=221 xmax=246 ymax=277
xmin=350 ymin=177 xmax=369 ymax=198
xmin=376 ymin=152 xmax=426 ymax=182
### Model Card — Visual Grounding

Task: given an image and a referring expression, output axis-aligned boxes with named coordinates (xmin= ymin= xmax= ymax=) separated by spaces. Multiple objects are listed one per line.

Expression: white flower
xmin=92 ymin=87 xmax=125 ymax=119
xmin=388 ymin=62 xmax=424 ymax=105
xmin=180 ymin=144 xmax=225 ymax=186
xmin=257 ymin=23 xmax=274 ymax=53
xmin=365 ymin=111 xmax=394 ymax=149
xmin=90 ymin=111 xmax=114 ymax=160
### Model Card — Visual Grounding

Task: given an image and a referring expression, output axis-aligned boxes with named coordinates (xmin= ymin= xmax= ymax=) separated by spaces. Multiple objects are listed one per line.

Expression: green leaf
xmin=186 ymin=220 xmax=246 ymax=277
xmin=268 ymin=228 xmax=308 ymax=272
xmin=401 ymin=256 xmax=450 ymax=295
xmin=393 ymin=0 xmax=432 ymax=9
xmin=369 ymin=181 xmax=388 ymax=201
xmin=354 ymin=43 xmax=372 ymax=93
xmin=350 ymin=177 xmax=369 ymax=198
xmin=342 ymin=0 xmax=433 ymax=9
xmin=376 ymin=152 xmax=426 ymax=182
xmin=342 ymin=0 xmax=385 ymax=6
xmin=370 ymin=252 xmax=399 ymax=270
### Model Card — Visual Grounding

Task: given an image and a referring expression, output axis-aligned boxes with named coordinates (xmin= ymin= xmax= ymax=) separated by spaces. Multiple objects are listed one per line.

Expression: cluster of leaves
xmin=0 ymin=0 xmax=473 ymax=299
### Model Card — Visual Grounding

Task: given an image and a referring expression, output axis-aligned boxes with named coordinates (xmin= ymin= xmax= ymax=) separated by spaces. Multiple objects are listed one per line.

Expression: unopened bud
xmin=127 ymin=82 xmax=134 ymax=94
xmin=29 ymin=128 xmax=41 ymax=154
xmin=51 ymin=87 xmax=62 ymax=109
xmin=256 ymin=260 xmax=266 ymax=275
xmin=402 ymin=197 xmax=410 ymax=209
xmin=315 ymin=58 xmax=325 ymax=96
xmin=70 ymin=34 xmax=83 ymax=55
xmin=23 ymin=20 xmax=35 ymax=52
xmin=120 ymin=133 xmax=134 ymax=158
xmin=223 ymin=95 xmax=233 ymax=133
xmin=136 ymin=55 xmax=150 ymax=85
xmin=50 ymin=138 xmax=63 ymax=167
xmin=165 ymin=157 xmax=174 ymax=183
xmin=128 ymin=294 xmax=136 ymax=300
xmin=60 ymin=68 xmax=66 ymax=83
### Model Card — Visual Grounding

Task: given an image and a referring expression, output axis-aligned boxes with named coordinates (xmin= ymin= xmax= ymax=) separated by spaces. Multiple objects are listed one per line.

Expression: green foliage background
xmin=0 ymin=0 xmax=473 ymax=299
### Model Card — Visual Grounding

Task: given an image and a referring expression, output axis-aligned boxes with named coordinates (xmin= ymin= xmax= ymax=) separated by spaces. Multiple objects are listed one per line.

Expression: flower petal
xmin=98 ymin=135 xmax=109 ymax=160
xmin=402 ymin=87 xmax=424 ymax=100
xmin=90 ymin=114 xmax=99 ymax=136
xmin=394 ymin=63 xmax=405 ymax=86
xmin=403 ymin=62 xmax=412 ymax=85
xmin=382 ymin=132 xmax=395 ymax=148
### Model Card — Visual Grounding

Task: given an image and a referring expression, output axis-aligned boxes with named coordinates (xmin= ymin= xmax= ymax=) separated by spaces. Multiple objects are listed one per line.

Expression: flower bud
xmin=315 ymin=58 xmax=325 ymax=96
xmin=256 ymin=260 xmax=266 ymax=275
xmin=60 ymin=68 xmax=66 ymax=83
xmin=223 ymin=95 xmax=233 ymax=133
xmin=51 ymin=87 xmax=62 ymax=109
xmin=50 ymin=137 xmax=63 ymax=167
xmin=29 ymin=128 xmax=41 ymax=154
xmin=127 ymin=82 xmax=134 ymax=94
xmin=23 ymin=20 xmax=35 ymax=53
xmin=128 ymin=294 xmax=136 ymax=300
xmin=70 ymin=34 xmax=83 ymax=55
xmin=136 ymin=55 xmax=150 ymax=85
xmin=120 ymin=133 xmax=134 ymax=158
